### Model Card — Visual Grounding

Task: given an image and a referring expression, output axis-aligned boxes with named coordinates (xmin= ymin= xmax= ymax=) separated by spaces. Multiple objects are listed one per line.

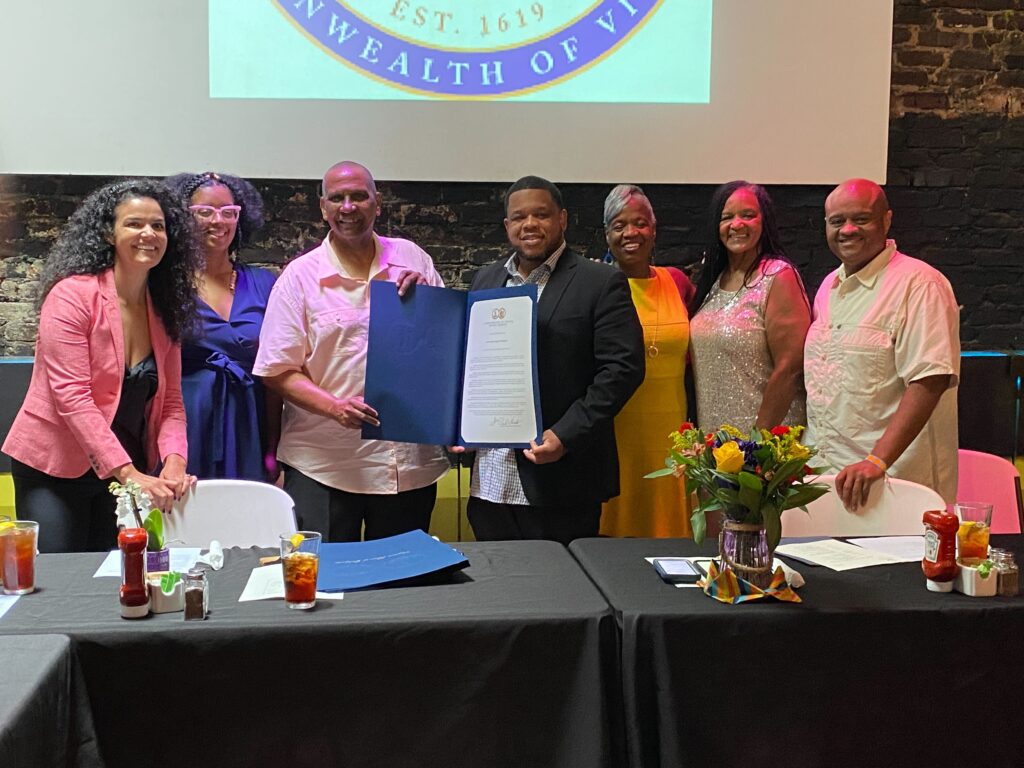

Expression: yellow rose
xmin=713 ymin=441 xmax=744 ymax=473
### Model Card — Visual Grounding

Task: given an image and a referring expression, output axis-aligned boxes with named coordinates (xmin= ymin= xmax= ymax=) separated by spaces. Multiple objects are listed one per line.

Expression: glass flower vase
xmin=718 ymin=520 xmax=773 ymax=589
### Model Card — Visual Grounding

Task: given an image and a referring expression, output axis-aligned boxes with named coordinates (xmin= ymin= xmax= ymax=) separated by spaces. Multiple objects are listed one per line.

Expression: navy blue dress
xmin=181 ymin=264 xmax=277 ymax=480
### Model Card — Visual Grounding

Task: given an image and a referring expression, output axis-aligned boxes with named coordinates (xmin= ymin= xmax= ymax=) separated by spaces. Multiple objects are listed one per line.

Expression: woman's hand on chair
xmin=113 ymin=464 xmax=180 ymax=513
xmin=158 ymin=454 xmax=196 ymax=504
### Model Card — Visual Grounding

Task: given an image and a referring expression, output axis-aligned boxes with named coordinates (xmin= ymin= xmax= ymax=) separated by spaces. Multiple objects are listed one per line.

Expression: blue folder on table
xmin=315 ymin=530 xmax=469 ymax=592
xmin=362 ymin=281 xmax=541 ymax=447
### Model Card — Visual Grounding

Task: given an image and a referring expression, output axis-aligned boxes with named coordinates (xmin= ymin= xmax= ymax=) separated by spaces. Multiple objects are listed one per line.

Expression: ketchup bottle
xmin=118 ymin=527 xmax=150 ymax=618
xmin=922 ymin=510 xmax=959 ymax=592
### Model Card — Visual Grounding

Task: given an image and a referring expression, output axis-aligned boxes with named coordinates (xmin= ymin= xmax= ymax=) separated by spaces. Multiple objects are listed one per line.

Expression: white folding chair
xmin=163 ymin=479 xmax=297 ymax=548
xmin=955 ymin=449 xmax=1023 ymax=534
xmin=781 ymin=474 xmax=946 ymax=537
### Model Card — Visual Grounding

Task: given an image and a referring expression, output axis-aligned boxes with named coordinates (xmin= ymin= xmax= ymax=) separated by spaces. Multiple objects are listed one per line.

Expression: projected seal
xmin=273 ymin=0 xmax=663 ymax=98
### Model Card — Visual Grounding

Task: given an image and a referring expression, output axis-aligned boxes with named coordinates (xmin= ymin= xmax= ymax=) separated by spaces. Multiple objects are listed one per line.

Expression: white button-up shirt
xmin=804 ymin=241 xmax=960 ymax=502
xmin=253 ymin=234 xmax=450 ymax=493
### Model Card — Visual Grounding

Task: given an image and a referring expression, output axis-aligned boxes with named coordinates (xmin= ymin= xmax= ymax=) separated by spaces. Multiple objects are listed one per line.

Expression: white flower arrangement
xmin=109 ymin=480 xmax=153 ymax=531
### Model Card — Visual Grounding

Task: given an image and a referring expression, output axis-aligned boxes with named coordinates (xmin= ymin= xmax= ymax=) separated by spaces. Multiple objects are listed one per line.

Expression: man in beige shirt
xmin=804 ymin=179 xmax=960 ymax=508
xmin=254 ymin=162 xmax=449 ymax=541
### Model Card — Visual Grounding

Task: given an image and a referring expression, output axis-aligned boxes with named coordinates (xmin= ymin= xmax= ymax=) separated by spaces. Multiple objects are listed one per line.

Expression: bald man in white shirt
xmin=804 ymin=179 xmax=960 ymax=509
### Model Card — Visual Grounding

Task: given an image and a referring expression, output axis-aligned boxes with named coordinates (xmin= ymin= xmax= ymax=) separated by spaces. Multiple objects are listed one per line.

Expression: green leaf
xmin=736 ymin=471 xmax=763 ymax=514
xmin=644 ymin=467 xmax=676 ymax=479
xmin=763 ymin=506 xmax=782 ymax=551
xmin=143 ymin=509 xmax=165 ymax=551
xmin=780 ymin=483 xmax=831 ymax=510
xmin=714 ymin=487 xmax=740 ymax=505
xmin=765 ymin=458 xmax=805 ymax=495
xmin=696 ymin=496 xmax=723 ymax=514
xmin=691 ymin=509 xmax=707 ymax=545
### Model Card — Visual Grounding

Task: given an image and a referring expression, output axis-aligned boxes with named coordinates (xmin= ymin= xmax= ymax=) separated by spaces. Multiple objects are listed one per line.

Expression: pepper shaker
xmin=183 ymin=568 xmax=209 ymax=620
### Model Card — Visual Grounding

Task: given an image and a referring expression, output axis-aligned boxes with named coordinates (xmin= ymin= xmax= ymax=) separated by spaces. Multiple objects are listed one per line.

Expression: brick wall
xmin=1 ymin=0 xmax=1022 ymax=353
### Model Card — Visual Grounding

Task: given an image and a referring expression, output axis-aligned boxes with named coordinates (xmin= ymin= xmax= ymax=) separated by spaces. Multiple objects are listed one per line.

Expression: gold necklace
xmin=646 ymin=266 xmax=661 ymax=358
xmin=199 ymin=265 xmax=237 ymax=297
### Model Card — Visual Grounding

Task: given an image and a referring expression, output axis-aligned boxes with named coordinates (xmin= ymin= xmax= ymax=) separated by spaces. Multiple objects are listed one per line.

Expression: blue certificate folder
xmin=315 ymin=530 xmax=469 ymax=592
xmin=362 ymin=281 xmax=542 ymax=447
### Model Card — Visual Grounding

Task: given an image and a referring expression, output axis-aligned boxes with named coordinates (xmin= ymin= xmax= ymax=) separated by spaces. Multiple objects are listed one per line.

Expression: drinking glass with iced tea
xmin=1 ymin=520 xmax=39 ymax=595
xmin=280 ymin=531 xmax=320 ymax=610
xmin=955 ymin=502 xmax=993 ymax=564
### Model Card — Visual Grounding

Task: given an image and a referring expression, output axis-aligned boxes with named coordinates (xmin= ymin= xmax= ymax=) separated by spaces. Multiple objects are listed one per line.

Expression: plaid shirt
xmin=471 ymin=243 xmax=566 ymax=505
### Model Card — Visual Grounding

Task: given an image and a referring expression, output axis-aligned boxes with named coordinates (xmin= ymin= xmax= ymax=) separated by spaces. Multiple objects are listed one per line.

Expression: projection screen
xmin=0 ymin=0 xmax=893 ymax=183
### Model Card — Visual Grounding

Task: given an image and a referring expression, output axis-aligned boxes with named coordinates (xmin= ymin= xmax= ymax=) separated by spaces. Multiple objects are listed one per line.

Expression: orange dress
xmin=601 ymin=267 xmax=692 ymax=538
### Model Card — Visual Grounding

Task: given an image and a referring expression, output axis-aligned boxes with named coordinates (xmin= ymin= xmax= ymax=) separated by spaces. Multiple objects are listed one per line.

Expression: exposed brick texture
xmin=1 ymin=2 xmax=1023 ymax=353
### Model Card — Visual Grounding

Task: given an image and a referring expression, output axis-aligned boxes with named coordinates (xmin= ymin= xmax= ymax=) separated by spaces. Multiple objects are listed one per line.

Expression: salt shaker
xmin=183 ymin=568 xmax=209 ymax=620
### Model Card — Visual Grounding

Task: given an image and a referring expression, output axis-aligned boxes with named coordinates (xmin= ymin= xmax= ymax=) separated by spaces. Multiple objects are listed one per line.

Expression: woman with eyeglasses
xmin=166 ymin=172 xmax=282 ymax=482
xmin=2 ymin=179 xmax=199 ymax=552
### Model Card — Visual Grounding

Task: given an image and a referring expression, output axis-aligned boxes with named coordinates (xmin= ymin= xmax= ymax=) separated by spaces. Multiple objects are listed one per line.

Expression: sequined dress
xmin=689 ymin=258 xmax=806 ymax=431
xmin=601 ymin=267 xmax=692 ymax=538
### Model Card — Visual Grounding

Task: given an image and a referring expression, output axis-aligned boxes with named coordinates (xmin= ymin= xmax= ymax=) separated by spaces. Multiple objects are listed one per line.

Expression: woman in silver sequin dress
xmin=689 ymin=181 xmax=810 ymax=432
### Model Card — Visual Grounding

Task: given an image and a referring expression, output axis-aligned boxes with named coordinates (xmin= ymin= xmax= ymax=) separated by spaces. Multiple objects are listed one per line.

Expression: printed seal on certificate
xmin=273 ymin=0 xmax=663 ymax=98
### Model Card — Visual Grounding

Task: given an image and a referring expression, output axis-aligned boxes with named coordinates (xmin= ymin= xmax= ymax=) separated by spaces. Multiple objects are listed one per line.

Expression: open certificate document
xmin=362 ymin=282 xmax=542 ymax=448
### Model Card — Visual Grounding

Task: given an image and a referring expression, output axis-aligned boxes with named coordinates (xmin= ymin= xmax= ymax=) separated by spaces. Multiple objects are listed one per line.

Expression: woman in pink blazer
xmin=3 ymin=179 xmax=201 ymax=552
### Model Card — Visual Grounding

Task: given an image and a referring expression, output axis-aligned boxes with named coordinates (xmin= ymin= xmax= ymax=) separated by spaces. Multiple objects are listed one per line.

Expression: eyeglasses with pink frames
xmin=189 ymin=204 xmax=241 ymax=221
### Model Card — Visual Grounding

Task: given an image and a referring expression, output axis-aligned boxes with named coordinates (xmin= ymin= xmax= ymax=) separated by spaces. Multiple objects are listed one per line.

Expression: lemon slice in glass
xmin=289 ymin=533 xmax=305 ymax=551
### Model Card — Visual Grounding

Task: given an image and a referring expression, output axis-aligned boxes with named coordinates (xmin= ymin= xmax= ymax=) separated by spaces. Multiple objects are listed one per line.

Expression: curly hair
xmin=690 ymin=180 xmax=795 ymax=316
xmin=164 ymin=171 xmax=265 ymax=255
xmin=39 ymin=178 xmax=201 ymax=342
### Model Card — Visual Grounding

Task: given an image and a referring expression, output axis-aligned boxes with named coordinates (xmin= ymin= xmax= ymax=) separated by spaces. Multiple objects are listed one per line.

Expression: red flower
xmin=803 ymin=465 xmax=815 ymax=475
xmin=679 ymin=422 xmax=693 ymax=433
xmin=705 ymin=434 xmax=715 ymax=448
xmin=770 ymin=426 xmax=790 ymax=436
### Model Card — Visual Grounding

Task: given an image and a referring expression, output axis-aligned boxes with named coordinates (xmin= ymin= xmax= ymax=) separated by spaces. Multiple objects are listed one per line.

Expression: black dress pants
xmin=467 ymin=496 xmax=601 ymax=546
xmin=10 ymin=458 xmax=118 ymax=553
xmin=282 ymin=464 xmax=438 ymax=542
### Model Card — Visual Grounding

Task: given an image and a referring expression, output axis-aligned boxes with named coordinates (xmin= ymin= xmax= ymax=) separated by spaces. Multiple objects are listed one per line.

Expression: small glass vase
xmin=718 ymin=520 xmax=773 ymax=589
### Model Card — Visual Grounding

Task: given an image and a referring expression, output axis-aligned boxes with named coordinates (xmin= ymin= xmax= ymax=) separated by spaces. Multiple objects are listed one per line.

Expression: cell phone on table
xmin=652 ymin=557 xmax=703 ymax=584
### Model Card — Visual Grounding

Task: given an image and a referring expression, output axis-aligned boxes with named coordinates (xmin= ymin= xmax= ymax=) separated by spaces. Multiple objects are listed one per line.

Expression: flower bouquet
xmin=647 ymin=424 xmax=829 ymax=586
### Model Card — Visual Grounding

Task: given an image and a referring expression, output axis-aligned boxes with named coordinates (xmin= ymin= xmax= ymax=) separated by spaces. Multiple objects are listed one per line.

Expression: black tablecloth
xmin=569 ymin=535 xmax=1024 ymax=768
xmin=0 ymin=633 xmax=101 ymax=768
xmin=0 ymin=541 xmax=620 ymax=768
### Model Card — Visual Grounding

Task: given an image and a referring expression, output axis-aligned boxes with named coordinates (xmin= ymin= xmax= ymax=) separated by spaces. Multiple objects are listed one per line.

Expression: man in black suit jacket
xmin=463 ymin=176 xmax=644 ymax=544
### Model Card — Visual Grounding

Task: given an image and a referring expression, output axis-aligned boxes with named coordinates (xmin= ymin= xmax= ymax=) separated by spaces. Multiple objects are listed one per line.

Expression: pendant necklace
xmin=647 ymin=267 xmax=660 ymax=358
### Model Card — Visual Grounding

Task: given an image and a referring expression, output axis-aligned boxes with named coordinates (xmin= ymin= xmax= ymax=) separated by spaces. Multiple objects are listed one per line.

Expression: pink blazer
xmin=2 ymin=270 xmax=188 ymax=479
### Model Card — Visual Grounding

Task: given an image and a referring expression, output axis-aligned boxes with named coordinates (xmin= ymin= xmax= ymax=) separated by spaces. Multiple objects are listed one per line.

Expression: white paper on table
xmin=238 ymin=564 xmax=344 ymax=602
xmin=460 ymin=295 xmax=537 ymax=445
xmin=775 ymin=539 xmax=904 ymax=571
xmin=0 ymin=594 xmax=19 ymax=620
xmin=92 ymin=547 xmax=203 ymax=578
xmin=643 ymin=556 xmax=805 ymax=588
xmin=846 ymin=536 xmax=925 ymax=563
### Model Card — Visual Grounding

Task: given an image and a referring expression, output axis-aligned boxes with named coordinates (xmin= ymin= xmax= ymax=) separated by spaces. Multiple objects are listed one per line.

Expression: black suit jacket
xmin=471 ymin=249 xmax=645 ymax=506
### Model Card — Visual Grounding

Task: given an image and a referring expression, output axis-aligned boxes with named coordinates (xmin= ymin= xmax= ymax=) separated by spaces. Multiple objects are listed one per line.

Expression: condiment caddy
xmin=922 ymin=509 xmax=1019 ymax=598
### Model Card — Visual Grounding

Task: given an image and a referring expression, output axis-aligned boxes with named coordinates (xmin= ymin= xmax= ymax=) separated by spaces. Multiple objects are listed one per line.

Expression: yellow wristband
xmin=865 ymin=454 xmax=888 ymax=471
